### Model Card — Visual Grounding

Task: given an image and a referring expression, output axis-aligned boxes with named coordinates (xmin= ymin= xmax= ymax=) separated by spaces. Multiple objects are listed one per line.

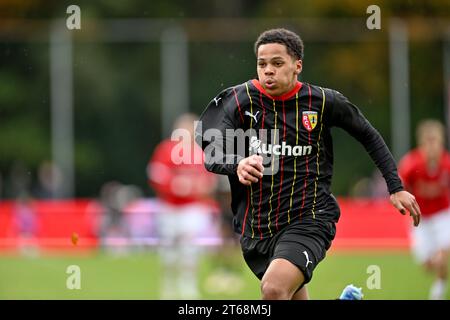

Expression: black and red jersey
xmin=196 ymin=79 xmax=403 ymax=239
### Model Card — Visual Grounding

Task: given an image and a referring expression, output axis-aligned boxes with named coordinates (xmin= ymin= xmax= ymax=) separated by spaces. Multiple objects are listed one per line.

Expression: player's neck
xmin=424 ymin=154 xmax=441 ymax=172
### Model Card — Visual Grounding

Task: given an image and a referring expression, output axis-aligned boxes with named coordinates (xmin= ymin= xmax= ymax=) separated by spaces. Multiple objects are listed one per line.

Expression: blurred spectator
xmin=350 ymin=170 xmax=388 ymax=199
xmin=368 ymin=170 xmax=390 ymax=199
xmin=98 ymin=181 xmax=142 ymax=255
xmin=33 ymin=161 xmax=63 ymax=199
xmin=147 ymin=113 xmax=218 ymax=299
xmin=215 ymin=175 xmax=237 ymax=245
xmin=9 ymin=161 xmax=31 ymax=199
xmin=204 ymin=175 xmax=244 ymax=295
xmin=125 ymin=198 xmax=159 ymax=250
xmin=12 ymin=193 xmax=38 ymax=257
xmin=7 ymin=162 xmax=38 ymax=256
xmin=398 ymin=119 xmax=450 ymax=300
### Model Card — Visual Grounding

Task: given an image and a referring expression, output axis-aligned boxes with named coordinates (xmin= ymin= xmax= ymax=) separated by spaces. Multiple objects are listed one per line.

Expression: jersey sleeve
xmin=325 ymin=90 xmax=404 ymax=194
xmin=195 ymin=87 xmax=245 ymax=176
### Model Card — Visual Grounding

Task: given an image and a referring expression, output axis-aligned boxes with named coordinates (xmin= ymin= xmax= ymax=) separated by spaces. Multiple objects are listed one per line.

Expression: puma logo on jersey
xmin=213 ymin=97 xmax=222 ymax=106
xmin=303 ymin=250 xmax=313 ymax=268
xmin=245 ymin=110 xmax=260 ymax=123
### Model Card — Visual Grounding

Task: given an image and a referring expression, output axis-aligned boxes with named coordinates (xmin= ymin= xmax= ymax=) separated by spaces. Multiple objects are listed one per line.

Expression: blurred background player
xmin=98 ymin=181 xmax=142 ymax=255
xmin=399 ymin=119 xmax=450 ymax=300
xmin=204 ymin=175 xmax=245 ymax=296
xmin=147 ymin=113 xmax=218 ymax=299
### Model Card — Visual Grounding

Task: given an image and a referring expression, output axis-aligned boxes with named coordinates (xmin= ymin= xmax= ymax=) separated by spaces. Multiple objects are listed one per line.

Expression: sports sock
xmin=429 ymin=279 xmax=447 ymax=300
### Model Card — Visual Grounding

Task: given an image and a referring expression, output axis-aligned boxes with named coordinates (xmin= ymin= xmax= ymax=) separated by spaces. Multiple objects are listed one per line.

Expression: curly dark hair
xmin=254 ymin=28 xmax=304 ymax=60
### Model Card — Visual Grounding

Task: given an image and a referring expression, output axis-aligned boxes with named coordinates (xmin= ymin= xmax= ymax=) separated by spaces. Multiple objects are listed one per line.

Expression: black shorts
xmin=240 ymin=219 xmax=336 ymax=287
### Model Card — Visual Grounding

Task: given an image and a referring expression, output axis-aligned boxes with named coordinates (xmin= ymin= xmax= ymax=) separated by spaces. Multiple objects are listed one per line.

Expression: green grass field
xmin=0 ymin=248 xmax=446 ymax=300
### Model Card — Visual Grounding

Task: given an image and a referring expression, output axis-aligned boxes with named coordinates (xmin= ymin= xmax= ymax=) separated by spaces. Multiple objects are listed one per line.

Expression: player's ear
xmin=295 ymin=59 xmax=302 ymax=75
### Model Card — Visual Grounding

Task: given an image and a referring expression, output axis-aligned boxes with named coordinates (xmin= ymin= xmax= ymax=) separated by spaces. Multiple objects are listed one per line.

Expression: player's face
xmin=257 ymin=43 xmax=302 ymax=97
xmin=419 ymin=129 xmax=444 ymax=160
xmin=177 ymin=120 xmax=195 ymax=143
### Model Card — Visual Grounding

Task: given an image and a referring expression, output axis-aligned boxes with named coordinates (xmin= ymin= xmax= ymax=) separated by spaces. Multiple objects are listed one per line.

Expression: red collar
xmin=251 ymin=79 xmax=302 ymax=101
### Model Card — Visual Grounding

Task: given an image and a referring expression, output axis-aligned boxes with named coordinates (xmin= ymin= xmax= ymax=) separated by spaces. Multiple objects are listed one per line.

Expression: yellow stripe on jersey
xmin=312 ymin=88 xmax=326 ymax=219
xmin=287 ymin=93 xmax=299 ymax=224
xmin=266 ymin=99 xmax=277 ymax=237
xmin=245 ymin=83 xmax=255 ymax=238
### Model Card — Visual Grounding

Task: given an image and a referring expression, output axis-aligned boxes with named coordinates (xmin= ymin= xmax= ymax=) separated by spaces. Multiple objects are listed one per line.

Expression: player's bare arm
xmin=237 ymin=155 xmax=264 ymax=186
xmin=390 ymin=190 xmax=421 ymax=227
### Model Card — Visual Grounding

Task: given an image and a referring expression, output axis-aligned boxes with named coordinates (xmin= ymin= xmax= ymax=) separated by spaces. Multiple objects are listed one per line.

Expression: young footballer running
xmin=196 ymin=28 xmax=421 ymax=300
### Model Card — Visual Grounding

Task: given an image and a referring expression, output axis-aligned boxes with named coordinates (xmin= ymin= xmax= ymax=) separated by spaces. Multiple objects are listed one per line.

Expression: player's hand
xmin=389 ymin=190 xmax=421 ymax=227
xmin=237 ymin=155 xmax=264 ymax=186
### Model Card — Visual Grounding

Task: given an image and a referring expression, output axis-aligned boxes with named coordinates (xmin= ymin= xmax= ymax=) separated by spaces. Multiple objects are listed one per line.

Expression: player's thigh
xmin=273 ymin=226 xmax=327 ymax=286
xmin=291 ymin=285 xmax=309 ymax=300
xmin=432 ymin=208 xmax=450 ymax=251
xmin=411 ymin=218 xmax=436 ymax=263
xmin=180 ymin=204 xmax=213 ymax=237
xmin=156 ymin=211 xmax=179 ymax=241
xmin=261 ymin=258 xmax=305 ymax=295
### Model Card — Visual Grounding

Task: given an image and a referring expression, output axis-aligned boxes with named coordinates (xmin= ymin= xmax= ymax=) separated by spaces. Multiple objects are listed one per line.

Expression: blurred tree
xmin=0 ymin=0 xmax=447 ymax=197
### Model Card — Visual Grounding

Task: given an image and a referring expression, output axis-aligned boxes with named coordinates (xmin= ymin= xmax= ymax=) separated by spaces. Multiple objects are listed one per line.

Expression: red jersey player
xmin=399 ymin=119 xmax=450 ymax=299
xmin=147 ymin=113 xmax=218 ymax=299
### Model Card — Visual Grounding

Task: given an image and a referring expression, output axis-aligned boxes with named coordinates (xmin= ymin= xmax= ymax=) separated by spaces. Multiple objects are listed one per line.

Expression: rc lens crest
xmin=302 ymin=111 xmax=318 ymax=132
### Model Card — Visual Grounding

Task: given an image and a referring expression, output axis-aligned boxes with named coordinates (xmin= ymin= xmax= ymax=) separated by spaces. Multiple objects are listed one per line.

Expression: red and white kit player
xmin=399 ymin=119 xmax=450 ymax=300
xmin=148 ymin=113 xmax=218 ymax=299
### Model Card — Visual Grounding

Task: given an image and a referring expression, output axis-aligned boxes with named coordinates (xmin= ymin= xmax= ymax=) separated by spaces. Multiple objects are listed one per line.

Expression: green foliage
xmin=0 ymin=1 xmax=447 ymax=197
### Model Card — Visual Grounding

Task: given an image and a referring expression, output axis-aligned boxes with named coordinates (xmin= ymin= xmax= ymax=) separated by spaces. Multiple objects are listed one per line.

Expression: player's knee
xmin=423 ymin=260 xmax=435 ymax=273
xmin=427 ymin=251 xmax=444 ymax=269
xmin=436 ymin=251 xmax=447 ymax=265
xmin=260 ymin=280 xmax=290 ymax=300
